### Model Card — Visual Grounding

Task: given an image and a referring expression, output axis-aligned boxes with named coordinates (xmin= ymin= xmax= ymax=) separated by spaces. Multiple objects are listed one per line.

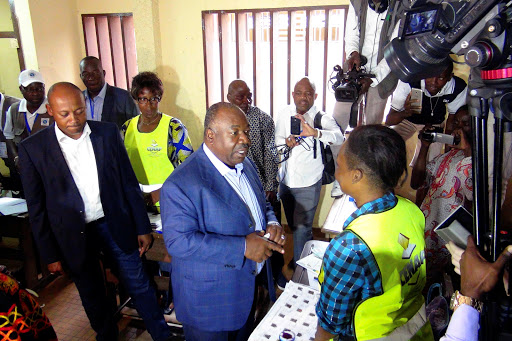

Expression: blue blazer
xmin=18 ymin=121 xmax=151 ymax=275
xmin=101 ymin=84 xmax=139 ymax=128
xmin=161 ymin=145 xmax=277 ymax=331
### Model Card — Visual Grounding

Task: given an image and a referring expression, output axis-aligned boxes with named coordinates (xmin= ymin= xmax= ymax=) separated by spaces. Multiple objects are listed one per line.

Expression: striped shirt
xmin=203 ymin=144 xmax=266 ymax=272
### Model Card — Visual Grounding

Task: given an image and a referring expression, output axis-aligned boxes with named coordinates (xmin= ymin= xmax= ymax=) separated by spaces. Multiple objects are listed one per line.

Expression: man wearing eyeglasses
xmin=2 ymin=70 xmax=53 ymax=171
xmin=79 ymin=56 xmax=139 ymax=128
xmin=275 ymin=77 xmax=343 ymax=267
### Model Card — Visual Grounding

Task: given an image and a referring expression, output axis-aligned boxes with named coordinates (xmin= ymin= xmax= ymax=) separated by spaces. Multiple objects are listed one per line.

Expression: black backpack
xmin=314 ymin=112 xmax=337 ymax=185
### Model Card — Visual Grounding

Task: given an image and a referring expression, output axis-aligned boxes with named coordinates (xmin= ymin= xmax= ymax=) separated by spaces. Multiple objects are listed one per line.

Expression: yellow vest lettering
xmin=345 ymin=196 xmax=433 ymax=340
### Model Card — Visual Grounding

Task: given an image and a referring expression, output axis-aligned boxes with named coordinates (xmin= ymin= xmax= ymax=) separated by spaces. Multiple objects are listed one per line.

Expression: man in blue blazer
xmin=161 ymin=102 xmax=286 ymax=341
xmin=18 ymin=82 xmax=170 ymax=341
xmin=80 ymin=56 xmax=139 ymax=128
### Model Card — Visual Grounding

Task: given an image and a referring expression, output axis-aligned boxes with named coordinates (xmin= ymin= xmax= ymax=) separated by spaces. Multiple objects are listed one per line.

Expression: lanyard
xmin=24 ymin=113 xmax=39 ymax=134
xmin=89 ymin=97 xmax=95 ymax=119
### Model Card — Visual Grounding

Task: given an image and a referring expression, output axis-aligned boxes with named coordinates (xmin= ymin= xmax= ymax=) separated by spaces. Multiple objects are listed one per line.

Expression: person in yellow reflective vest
xmin=121 ymin=72 xmax=193 ymax=207
xmin=315 ymin=125 xmax=433 ymax=341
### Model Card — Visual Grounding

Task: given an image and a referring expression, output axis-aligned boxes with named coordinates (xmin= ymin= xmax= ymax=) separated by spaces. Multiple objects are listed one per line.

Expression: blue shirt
xmin=316 ymin=192 xmax=397 ymax=336
xmin=83 ymin=82 xmax=107 ymax=121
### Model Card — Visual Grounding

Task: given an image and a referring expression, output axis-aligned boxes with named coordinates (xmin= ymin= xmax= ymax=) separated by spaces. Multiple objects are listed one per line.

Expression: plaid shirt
xmin=316 ymin=192 xmax=398 ymax=336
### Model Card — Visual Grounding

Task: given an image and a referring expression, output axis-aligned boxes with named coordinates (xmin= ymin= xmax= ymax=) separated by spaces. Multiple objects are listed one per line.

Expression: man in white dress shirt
xmin=18 ymin=82 xmax=170 ymax=341
xmin=275 ymin=78 xmax=343 ymax=265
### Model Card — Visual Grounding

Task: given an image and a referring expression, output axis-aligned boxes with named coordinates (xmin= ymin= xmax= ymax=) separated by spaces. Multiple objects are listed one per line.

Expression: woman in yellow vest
xmin=121 ymin=72 xmax=193 ymax=207
xmin=315 ymin=125 xmax=433 ymax=341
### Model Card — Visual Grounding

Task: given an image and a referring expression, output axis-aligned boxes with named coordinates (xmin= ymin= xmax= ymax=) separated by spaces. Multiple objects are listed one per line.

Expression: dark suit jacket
xmin=18 ymin=121 xmax=151 ymax=275
xmin=99 ymin=84 xmax=139 ymax=128
xmin=161 ymin=145 xmax=277 ymax=331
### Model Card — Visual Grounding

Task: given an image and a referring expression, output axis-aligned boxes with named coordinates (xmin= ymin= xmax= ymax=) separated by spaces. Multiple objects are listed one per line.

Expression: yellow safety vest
xmin=318 ymin=196 xmax=433 ymax=341
xmin=345 ymin=196 xmax=433 ymax=340
xmin=124 ymin=114 xmax=174 ymax=205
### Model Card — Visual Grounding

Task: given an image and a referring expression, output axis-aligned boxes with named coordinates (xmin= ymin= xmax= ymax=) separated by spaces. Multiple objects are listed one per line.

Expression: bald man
xmin=18 ymin=82 xmax=170 ymax=341
xmin=275 ymin=78 xmax=343 ymax=265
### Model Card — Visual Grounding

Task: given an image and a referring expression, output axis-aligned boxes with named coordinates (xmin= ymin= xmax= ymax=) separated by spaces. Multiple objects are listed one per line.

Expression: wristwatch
xmin=450 ymin=290 xmax=483 ymax=313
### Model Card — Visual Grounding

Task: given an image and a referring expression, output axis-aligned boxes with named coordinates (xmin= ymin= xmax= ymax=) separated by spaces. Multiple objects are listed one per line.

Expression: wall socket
xmin=10 ymin=38 xmax=19 ymax=49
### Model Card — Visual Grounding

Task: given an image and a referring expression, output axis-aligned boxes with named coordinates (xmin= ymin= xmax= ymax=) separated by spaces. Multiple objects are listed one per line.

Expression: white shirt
xmin=391 ymin=78 xmax=468 ymax=114
xmin=203 ymin=144 xmax=272 ymax=273
xmin=3 ymin=98 xmax=48 ymax=139
xmin=344 ymin=3 xmax=400 ymax=86
xmin=0 ymin=93 xmax=4 ymax=117
xmin=440 ymin=304 xmax=479 ymax=341
xmin=55 ymin=123 xmax=104 ymax=223
xmin=84 ymin=82 xmax=107 ymax=121
xmin=275 ymin=105 xmax=343 ymax=188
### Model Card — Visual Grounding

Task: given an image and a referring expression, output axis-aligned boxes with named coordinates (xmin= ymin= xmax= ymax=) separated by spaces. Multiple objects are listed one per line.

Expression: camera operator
xmin=385 ymin=62 xmax=467 ymax=166
xmin=441 ymin=236 xmax=512 ymax=341
xmin=411 ymin=106 xmax=472 ymax=289
xmin=340 ymin=0 xmax=403 ymax=125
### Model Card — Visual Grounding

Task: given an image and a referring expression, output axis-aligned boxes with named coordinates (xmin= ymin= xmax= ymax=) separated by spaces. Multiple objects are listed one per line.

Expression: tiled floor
xmin=34 ymin=226 xmax=325 ymax=340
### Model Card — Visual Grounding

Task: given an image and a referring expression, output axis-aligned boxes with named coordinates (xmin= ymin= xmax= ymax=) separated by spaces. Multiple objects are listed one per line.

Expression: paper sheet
xmin=140 ymin=183 xmax=162 ymax=193
xmin=0 ymin=198 xmax=28 ymax=215
xmin=321 ymin=194 xmax=357 ymax=234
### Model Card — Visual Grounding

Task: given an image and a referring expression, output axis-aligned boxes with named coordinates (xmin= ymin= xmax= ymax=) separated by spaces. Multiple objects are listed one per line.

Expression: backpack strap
xmin=313 ymin=111 xmax=327 ymax=164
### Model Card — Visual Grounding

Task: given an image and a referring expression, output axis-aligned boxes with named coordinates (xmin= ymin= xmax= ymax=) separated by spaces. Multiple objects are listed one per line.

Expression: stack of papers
xmin=0 ymin=198 xmax=28 ymax=215
xmin=321 ymin=195 xmax=357 ymax=234
xmin=249 ymin=281 xmax=319 ymax=341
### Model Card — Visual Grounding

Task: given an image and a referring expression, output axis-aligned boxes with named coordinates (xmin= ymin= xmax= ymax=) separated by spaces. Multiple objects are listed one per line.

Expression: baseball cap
xmin=19 ymin=69 xmax=45 ymax=87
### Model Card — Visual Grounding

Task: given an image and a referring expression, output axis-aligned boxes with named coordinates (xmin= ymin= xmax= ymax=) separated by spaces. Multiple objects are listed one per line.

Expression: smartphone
xmin=291 ymin=117 xmax=301 ymax=135
xmin=409 ymin=88 xmax=422 ymax=114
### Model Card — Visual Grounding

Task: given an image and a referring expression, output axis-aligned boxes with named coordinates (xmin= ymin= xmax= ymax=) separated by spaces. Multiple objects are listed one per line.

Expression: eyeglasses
xmin=137 ymin=97 xmax=161 ymax=104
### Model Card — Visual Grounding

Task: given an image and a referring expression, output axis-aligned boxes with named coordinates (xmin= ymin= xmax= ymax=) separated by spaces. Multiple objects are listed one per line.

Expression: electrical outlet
xmin=10 ymin=39 xmax=19 ymax=49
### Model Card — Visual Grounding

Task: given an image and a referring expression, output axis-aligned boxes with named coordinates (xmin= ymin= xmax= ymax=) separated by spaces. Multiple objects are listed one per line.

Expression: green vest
xmin=346 ymin=196 xmax=433 ymax=340
xmin=124 ymin=114 xmax=174 ymax=187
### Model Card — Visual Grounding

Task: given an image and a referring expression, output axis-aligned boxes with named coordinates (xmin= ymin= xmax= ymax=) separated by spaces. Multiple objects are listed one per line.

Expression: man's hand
xmin=359 ymin=78 xmax=373 ymax=95
xmin=450 ymin=128 xmax=471 ymax=157
xmin=137 ymin=233 xmax=154 ymax=257
xmin=418 ymin=125 xmax=434 ymax=148
xmin=285 ymin=135 xmax=299 ymax=148
xmin=245 ymin=231 xmax=284 ymax=263
xmin=265 ymin=223 xmax=286 ymax=246
xmin=48 ymin=261 xmax=64 ymax=275
xmin=345 ymin=51 xmax=361 ymax=71
xmin=150 ymin=189 xmax=161 ymax=205
xmin=296 ymin=115 xmax=319 ymax=138
xmin=404 ymin=93 xmax=420 ymax=116
xmin=265 ymin=191 xmax=277 ymax=203
xmin=460 ymin=236 xmax=512 ymax=300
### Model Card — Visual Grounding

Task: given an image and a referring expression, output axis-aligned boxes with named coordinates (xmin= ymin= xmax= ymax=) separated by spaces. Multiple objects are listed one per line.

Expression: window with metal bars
xmin=202 ymin=6 xmax=349 ymax=118
xmin=81 ymin=13 xmax=138 ymax=90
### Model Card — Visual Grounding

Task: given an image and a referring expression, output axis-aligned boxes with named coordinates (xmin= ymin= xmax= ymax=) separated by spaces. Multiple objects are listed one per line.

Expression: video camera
xmin=331 ymin=57 xmax=375 ymax=103
xmin=330 ymin=57 xmax=375 ymax=127
xmin=385 ymin=1 xmax=512 ymax=339
xmin=385 ymin=0 xmax=511 ymax=85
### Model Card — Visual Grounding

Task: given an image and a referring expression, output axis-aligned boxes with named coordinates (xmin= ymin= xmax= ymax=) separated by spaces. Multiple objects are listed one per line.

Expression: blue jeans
xmin=279 ymin=180 xmax=322 ymax=263
xmin=74 ymin=219 xmax=170 ymax=341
